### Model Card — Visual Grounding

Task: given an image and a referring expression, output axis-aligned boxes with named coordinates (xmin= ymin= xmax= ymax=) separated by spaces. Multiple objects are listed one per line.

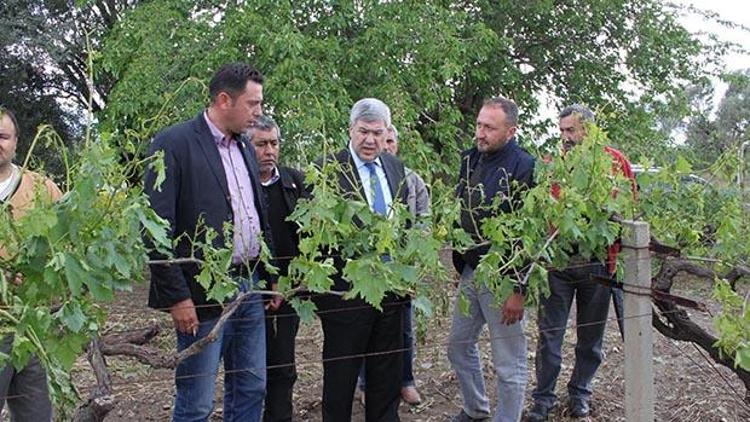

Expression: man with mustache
xmin=249 ymin=115 xmax=306 ymax=422
xmin=527 ymin=104 xmax=634 ymax=421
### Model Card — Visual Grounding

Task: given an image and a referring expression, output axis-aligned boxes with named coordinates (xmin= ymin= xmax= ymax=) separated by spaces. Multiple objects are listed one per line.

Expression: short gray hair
xmin=483 ymin=96 xmax=518 ymax=126
xmin=249 ymin=115 xmax=281 ymax=139
xmin=387 ymin=124 xmax=399 ymax=140
xmin=559 ymin=104 xmax=595 ymax=123
xmin=349 ymin=98 xmax=391 ymax=128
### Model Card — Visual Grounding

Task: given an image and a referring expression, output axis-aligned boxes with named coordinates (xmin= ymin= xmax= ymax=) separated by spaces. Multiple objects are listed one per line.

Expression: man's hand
xmin=170 ymin=298 xmax=199 ymax=336
xmin=267 ymin=295 xmax=283 ymax=311
xmin=501 ymin=292 xmax=525 ymax=325
xmin=266 ymin=283 xmax=283 ymax=311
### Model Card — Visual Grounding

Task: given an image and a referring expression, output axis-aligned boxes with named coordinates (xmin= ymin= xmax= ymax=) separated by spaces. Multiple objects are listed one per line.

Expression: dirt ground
xmin=71 ymin=271 xmax=750 ymax=422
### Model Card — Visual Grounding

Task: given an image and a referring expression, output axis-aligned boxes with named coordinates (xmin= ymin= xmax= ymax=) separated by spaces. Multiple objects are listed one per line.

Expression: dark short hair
xmin=0 ymin=106 xmax=19 ymax=138
xmin=483 ymin=96 xmax=518 ymax=126
xmin=209 ymin=62 xmax=264 ymax=103
xmin=559 ymin=104 xmax=595 ymax=123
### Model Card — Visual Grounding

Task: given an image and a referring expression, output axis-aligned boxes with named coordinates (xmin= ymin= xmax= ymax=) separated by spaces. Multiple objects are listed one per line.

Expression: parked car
xmin=631 ymin=164 xmax=711 ymax=192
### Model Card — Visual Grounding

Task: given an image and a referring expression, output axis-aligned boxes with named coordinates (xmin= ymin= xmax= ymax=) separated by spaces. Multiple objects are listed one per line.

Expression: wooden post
xmin=621 ymin=220 xmax=654 ymax=421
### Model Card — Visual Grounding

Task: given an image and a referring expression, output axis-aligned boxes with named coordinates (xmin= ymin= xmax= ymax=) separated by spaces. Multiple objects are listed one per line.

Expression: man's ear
xmin=215 ymin=91 xmax=233 ymax=109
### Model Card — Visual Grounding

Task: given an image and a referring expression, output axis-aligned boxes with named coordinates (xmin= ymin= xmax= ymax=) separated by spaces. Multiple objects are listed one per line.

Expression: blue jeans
xmin=358 ymin=300 xmax=416 ymax=389
xmin=173 ymin=279 xmax=266 ymax=422
xmin=532 ymin=259 xmax=610 ymax=409
xmin=447 ymin=267 xmax=527 ymax=422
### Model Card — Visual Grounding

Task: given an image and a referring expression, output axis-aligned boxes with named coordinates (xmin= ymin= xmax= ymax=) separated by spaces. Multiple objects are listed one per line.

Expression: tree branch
xmin=72 ymin=338 xmax=115 ymax=422
xmin=650 ymin=247 xmax=750 ymax=402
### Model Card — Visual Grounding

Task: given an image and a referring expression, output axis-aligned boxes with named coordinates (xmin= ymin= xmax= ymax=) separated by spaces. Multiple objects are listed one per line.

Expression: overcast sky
xmin=673 ymin=0 xmax=750 ymax=71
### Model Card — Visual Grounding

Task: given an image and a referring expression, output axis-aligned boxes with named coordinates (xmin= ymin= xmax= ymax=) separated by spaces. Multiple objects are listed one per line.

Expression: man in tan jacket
xmin=0 ymin=107 xmax=61 ymax=421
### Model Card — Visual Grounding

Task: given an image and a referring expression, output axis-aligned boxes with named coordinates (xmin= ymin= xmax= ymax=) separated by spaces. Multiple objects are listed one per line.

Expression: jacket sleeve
xmin=407 ymin=170 xmax=430 ymax=217
xmin=144 ymin=135 xmax=192 ymax=308
xmin=292 ymin=168 xmax=310 ymax=200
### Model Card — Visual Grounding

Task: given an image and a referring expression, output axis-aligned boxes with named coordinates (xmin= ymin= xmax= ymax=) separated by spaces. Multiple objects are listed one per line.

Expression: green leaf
xmin=290 ymin=297 xmax=317 ymax=323
xmin=412 ymin=295 xmax=433 ymax=317
xmin=675 ymin=154 xmax=692 ymax=173
xmin=343 ymin=259 xmax=389 ymax=310
xmin=137 ymin=207 xmax=170 ymax=251
xmin=63 ymin=254 xmax=86 ymax=296
xmin=57 ymin=302 xmax=86 ymax=333
xmin=736 ymin=344 xmax=750 ymax=371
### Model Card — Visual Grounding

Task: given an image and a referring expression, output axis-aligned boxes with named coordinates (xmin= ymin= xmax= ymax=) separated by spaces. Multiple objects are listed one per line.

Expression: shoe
xmin=526 ymin=402 xmax=551 ymax=422
xmin=568 ymin=399 xmax=590 ymax=418
xmin=451 ymin=409 xmax=490 ymax=422
xmin=401 ymin=386 xmax=421 ymax=405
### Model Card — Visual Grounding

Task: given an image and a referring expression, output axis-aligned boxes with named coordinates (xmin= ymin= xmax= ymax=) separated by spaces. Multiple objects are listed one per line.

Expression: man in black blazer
xmin=144 ymin=62 xmax=274 ymax=422
xmin=248 ymin=115 xmax=307 ymax=422
xmin=314 ymin=98 xmax=408 ymax=422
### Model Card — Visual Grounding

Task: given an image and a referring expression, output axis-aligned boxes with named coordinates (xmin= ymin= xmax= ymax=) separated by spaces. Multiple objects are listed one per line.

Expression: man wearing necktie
xmin=313 ymin=98 xmax=409 ymax=422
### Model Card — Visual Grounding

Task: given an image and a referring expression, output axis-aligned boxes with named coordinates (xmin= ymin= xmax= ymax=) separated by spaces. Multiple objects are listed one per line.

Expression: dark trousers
xmin=532 ymin=259 xmax=611 ymax=408
xmin=359 ymin=301 xmax=415 ymax=388
xmin=0 ymin=337 xmax=52 ymax=422
xmin=402 ymin=302 xmax=415 ymax=385
xmin=316 ymin=294 xmax=403 ymax=422
xmin=264 ymin=301 xmax=301 ymax=422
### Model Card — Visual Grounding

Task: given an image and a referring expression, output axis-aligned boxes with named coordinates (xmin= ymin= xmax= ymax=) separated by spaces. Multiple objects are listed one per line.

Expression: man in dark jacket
xmin=144 ymin=62 xmax=274 ymax=422
xmin=448 ymin=96 xmax=535 ymax=422
xmin=249 ymin=115 xmax=306 ymax=422
xmin=314 ymin=98 xmax=409 ymax=422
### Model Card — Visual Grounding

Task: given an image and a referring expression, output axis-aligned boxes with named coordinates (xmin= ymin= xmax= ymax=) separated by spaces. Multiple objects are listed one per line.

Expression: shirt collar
xmin=260 ymin=166 xmax=281 ymax=187
xmin=349 ymin=142 xmax=383 ymax=170
xmin=0 ymin=163 xmax=18 ymax=185
xmin=204 ymin=111 xmax=232 ymax=146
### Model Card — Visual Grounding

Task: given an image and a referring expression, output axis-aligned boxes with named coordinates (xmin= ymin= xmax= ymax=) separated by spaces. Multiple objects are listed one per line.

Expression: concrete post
xmin=622 ymin=220 xmax=654 ymax=422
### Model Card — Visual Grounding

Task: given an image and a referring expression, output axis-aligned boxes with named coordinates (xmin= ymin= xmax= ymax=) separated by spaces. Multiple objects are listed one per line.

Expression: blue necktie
xmin=365 ymin=162 xmax=387 ymax=216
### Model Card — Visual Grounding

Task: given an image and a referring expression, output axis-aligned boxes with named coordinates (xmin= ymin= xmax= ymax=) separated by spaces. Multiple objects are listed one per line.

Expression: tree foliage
xmin=2 ymin=0 xmax=750 ymax=412
xmin=0 ymin=0 xmax=140 ymax=175
xmin=637 ymin=149 xmax=750 ymax=371
xmin=0 ymin=127 xmax=169 ymax=413
xmin=0 ymin=0 xmax=140 ymax=112
xmin=685 ymin=69 xmax=750 ymax=167
xmin=0 ymin=55 xmax=78 ymax=176
xmin=98 ymin=0 xmax=720 ymax=172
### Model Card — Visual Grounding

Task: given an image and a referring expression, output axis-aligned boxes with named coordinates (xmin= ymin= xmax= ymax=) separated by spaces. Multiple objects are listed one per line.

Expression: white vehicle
xmin=631 ymin=165 xmax=710 ymax=189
